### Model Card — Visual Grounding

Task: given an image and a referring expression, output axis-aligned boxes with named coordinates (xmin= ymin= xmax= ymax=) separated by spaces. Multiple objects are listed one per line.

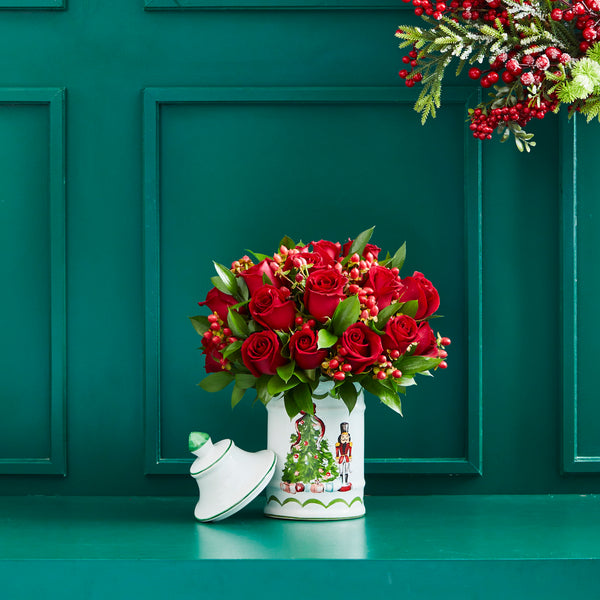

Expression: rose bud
xmin=249 ymin=285 xmax=297 ymax=331
xmin=241 ymin=330 xmax=287 ymax=377
xmin=289 ymin=329 xmax=328 ymax=370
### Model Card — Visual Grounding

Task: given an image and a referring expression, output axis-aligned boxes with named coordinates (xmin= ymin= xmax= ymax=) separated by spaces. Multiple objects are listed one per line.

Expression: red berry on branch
xmin=439 ymin=361 xmax=448 ymax=369
xmin=550 ymin=8 xmax=563 ymax=19
xmin=406 ymin=79 xmax=416 ymax=87
xmin=413 ymin=72 xmax=423 ymax=82
xmin=399 ymin=69 xmax=409 ymax=78
xmin=487 ymin=71 xmax=499 ymax=83
xmin=409 ymin=50 xmax=418 ymax=58
xmin=480 ymin=76 xmax=492 ymax=87
xmin=392 ymin=370 xmax=402 ymax=378
xmin=342 ymin=363 xmax=353 ymax=372
xmin=580 ymin=41 xmax=591 ymax=52
xmin=563 ymin=9 xmax=574 ymax=19
xmin=441 ymin=337 xmax=451 ymax=346
xmin=501 ymin=71 xmax=515 ymax=83
xmin=468 ymin=67 xmax=482 ymax=79
xmin=402 ymin=56 xmax=411 ymax=64
xmin=376 ymin=371 xmax=387 ymax=380
xmin=583 ymin=27 xmax=597 ymax=40
xmin=333 ymin=371 xmax=346 ymax=381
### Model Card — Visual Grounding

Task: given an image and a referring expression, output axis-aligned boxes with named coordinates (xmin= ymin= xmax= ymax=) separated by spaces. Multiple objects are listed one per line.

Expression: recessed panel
xmin=0 ymin=104 xmax=51 ymax=460
xmin=145 ymin=0 xmax=399 ymax=9
xmin=148 ymin=90 xmax=477 ymax=473
xmin=572 ymin=118 xmax=600 ymax=461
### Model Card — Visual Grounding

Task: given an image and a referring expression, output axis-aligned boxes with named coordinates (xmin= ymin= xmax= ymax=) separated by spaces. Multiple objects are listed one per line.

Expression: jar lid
xmin=189 ymin=432 xmax=276 ymax=522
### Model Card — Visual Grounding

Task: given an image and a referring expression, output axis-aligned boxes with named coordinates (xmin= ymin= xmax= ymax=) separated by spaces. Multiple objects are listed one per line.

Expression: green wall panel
xmin=145 ymin=0 xmax=400 ymax=9
xmin=0 ymin=1 xmax=596 ymax=495
xmin=0 ymin=89 xmax=66 ymax=475
xmin=0 ymin=0 xmax=63 ymax=8
xmin=143 ymin=86 xmax=481 ymax=476
xmin=561 ymin=114 xmax=600 ymax=472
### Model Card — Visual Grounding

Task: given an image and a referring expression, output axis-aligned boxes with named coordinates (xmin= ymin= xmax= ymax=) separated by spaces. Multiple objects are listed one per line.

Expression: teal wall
xmin=0 ymin=0 xmax=597 ymax=496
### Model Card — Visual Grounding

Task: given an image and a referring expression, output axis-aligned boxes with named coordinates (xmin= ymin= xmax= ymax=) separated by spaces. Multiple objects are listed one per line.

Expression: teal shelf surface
xmin=2 ymin=494 xmax=600 ymax=561
xmin=2 ymin=495 xmax=600 ymax=600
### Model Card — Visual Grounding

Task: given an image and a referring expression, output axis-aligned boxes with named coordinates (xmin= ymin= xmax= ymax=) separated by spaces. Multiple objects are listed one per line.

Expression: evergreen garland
xmin=396 ymin=0 xmax=600 ymax=150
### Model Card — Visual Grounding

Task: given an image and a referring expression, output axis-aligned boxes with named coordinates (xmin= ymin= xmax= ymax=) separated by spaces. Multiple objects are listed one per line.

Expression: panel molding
xmin=560 ymin=113 xmax=600 ymax=473
xmin=145 ymin=0 xmax=404 ymax=9
xmin=0 ymin=88 xmax=67 ymax=475
xmin=143 ymin=86 xmax=483 ymax=476
xmin=0 ymin=0 xmax=64 ymax=8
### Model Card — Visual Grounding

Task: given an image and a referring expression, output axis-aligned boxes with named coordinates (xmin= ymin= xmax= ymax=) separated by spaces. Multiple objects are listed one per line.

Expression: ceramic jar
xmin=264 ymin=382 xmax=365 ymax=520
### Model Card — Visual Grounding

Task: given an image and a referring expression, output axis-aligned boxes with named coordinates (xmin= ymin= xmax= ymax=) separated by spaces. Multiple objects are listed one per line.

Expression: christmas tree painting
xmin=281 ymin=411 xmax=338 ymax=490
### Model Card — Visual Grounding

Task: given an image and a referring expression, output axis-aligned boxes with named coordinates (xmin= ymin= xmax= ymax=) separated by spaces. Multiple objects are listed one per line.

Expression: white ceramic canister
xmin=264 ymin=382 xmax=365 ymax=520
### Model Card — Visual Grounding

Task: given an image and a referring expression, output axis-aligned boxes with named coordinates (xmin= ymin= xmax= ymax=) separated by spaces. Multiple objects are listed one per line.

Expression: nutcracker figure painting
xmin=336 ymin=422 xmax=353 ymax=492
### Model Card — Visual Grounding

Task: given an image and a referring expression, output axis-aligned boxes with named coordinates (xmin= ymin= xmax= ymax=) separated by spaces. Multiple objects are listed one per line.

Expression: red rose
xmin=283 ymin=251 xmax=328 ymax=273
xmin=249 ymin=285 xmax=296 ymax=331
xmin=202 ymin=337 xmax=226 ymax=373
xmin=304 ymin=267 xmax=347 ymax=322
xmin=398 ymin=272 xmax=440 ymax=319
xmin=239 ymin=259 xmax=281 ymax=295
xmin=311 ymin=240 xmax=341 ymax=264
xmin=289 ymin=329 xmax=327 ymax=370
xmin=365 ymin=265 xmax=404 ymax=310
xmin=413 ymin=321 xmax=439 ymax=357
xmin=198 ymin=287 xmax=238 ymax=322
xmin=382 ymin=314 xmax=418 ymax=354
xmin=241 ymin=330 xmax=287 ymax=377
xmin=342 ymin=239 xmax=382 ymax=260
xmin=339 ymin=322 xmax=383 ymax=373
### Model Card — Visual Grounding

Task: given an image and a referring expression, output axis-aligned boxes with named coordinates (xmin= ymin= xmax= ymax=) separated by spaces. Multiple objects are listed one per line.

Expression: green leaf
xmin=395 ymin=355 xmax=442 ymax=374
xmin=235 ymin=373 xmax=257 ymax=389
xmin=262 ymin=272 xmax=274 ymax=286
xmin=267 ymin=374 xmax=298 ymax=396
xmin=213 ymin=261 xmax=238 ymax=295
xmin=237 ymin=276 xmax=250 ymax=301
xmin=199 ymin=371 xmax=234 ymax=392
xmin=338 ymin=381 xmax=358 ymax=414
xmin=277 ymin=360 xmax=296 ymax=383
xmin=400 ymin=299 xmax=418 ymax=319
xmin=227 ymin=308 xmax=249 ymax=339
xmin=222 ymin=340 xmax=243 ymax=359
xmin=279 ymin=235 xmax=296 ymax=250
xmin=389 ymin=242 xmax=406 ymax=271
xmin=330 ymin=295 xmax=361 ymax=336
xmin=294 ymin=369 xmax=310 ymax=383
xmin=283 ymin=392 xmax=300 ymax=419
xmin=231 ymin=384 xmax=246 ymax=409
xmin=189 ymin=315 xmax=210 ymax=336
xmin=317 ymin=329 xmax=338 ymax=349
xmin=292 ymin=383 xmax=314 ymax=414
xmin=211 ymin=276 xmax=232 ymax=296
xmin=376 ymin=302 xmax=403 ymax=328
xmin=255 ymin=375 xmax=273 ymax=405
xmin=362 ymin=377 xmax=403 ymax=415
xmin=343 ymin=226 xmax=375 ymax=264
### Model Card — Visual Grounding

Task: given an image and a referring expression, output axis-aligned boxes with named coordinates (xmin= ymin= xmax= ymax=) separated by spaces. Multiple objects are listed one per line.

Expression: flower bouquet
xmin=396 ymin=0 xmax=600 ymax=150
xmin=191 ymin=227 xmax=450 ymax=419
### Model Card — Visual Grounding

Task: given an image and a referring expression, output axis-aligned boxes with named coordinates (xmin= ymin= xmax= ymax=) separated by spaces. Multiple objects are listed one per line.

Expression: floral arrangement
xmin=395 ymin=0 xmax=600 ymax=150
xmin=191 ymin=228 xmax=450 ymax=419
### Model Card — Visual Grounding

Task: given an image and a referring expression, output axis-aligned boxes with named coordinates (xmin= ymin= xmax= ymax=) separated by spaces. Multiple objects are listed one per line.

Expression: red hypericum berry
xmin=439 ymin=361 xmax=448 ymax=369
xmin=329 ymin=359 xmax=339 ymax=369
xmin=468 ymin=67 xmax=482 ymax=79
xmin=295 ymin=273 xmax=304 ymax=283
xmin=551 ymin=7 xmax=563 ymax=19
xmin=390 ymin=349 xmax=401 ymax=359
xmin=439 ymin=349 xmax=448 ymax=358
xmin=295 ymin=316 xmax=303 ymax=326
xmin=333 ymin=371 xmax=346 ymax=381
xmin=342 ymin=363 xmax=353 ymax=372
xmin=392 ymin=369 xmax=402 ymax=378
xmin=376 ymin=371 xmax=387 ymax=380
xmin=441 ymin=337 xmax=451 ymax=345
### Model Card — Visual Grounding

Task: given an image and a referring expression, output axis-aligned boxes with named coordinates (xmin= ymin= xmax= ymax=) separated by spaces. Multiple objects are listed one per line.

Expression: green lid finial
xmin=189 ymin=432 xmax=210 ymax=452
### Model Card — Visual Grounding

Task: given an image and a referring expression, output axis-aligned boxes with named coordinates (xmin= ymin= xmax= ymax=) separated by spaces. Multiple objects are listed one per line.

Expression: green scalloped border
xmin=267 ymin=495 xmax=363 ymax=509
